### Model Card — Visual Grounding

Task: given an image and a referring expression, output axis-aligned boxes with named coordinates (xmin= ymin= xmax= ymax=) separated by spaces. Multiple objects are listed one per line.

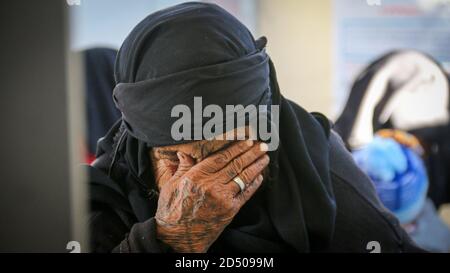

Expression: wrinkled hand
xmin=155 ymin=140 xmax=269 ymax=253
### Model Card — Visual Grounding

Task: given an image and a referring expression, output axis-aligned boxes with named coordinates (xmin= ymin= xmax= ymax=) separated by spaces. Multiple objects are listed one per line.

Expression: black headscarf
xmin=92 ymin=2 xmax=336 ymax=252
xmin=112 ymin=2 xmax=271 ymax=146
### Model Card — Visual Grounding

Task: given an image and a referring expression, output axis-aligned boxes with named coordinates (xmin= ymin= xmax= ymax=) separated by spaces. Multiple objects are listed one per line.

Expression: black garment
xmin=84 ymin=48 xmax=121 ymax=155
xmin=334 ymin=51 xmax=450 ymax=207
xmin=87 ymin=2 xmax=423 ymax=253
xmin=88 ymin=116 xmax=422 ymax=253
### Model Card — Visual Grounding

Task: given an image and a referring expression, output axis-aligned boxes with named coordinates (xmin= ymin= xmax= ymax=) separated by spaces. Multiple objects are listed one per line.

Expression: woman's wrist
xmin=155 ymin=218 xmax=209 ymax=253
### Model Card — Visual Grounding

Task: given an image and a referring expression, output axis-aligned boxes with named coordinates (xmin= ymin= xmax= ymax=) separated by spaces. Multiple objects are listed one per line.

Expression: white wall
xmin=259 ymin=0 xmax=333 ymax=116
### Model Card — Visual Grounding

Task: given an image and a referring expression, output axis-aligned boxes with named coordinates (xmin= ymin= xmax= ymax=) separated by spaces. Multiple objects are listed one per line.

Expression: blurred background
xmin=1 ymin=0 xmax=450 ymax=252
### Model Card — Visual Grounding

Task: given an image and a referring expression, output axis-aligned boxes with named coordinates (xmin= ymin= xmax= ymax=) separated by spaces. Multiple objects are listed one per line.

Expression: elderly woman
xmin=88 ymin=2 xmax=422 ymax=253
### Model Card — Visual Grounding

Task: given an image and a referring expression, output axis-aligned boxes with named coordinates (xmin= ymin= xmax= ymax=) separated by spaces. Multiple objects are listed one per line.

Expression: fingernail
xmin=177 ymin=152 xmax=185 ymax=159
xmin=260 ymin=143 xmax=268 ymax=151
xmin=258 ymin=174 xmax=263 ymax=182
xmin=246 ymin=140 xmax=254 ymax=146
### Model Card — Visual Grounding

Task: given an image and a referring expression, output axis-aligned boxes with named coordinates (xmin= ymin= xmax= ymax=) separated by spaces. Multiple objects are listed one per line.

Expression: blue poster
xmin=333 ymin=0 xmax=450 ymax=117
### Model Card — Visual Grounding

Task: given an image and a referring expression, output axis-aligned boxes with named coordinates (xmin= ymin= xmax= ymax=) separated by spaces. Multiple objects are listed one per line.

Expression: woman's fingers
xmin=197 ymin=140 xmax=255 ymax=173
xmin=172 ymin=152 xmax=196 ymax=179
xmin=234 ymin=174 xmax=264 ymax=208
xmin=219 ymin=143 xmax=269 ymax=181
xmin=225 ymin=154 xmax=269 ymax=194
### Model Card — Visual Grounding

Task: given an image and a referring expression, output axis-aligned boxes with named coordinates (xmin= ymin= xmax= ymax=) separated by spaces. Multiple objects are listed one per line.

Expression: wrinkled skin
xmin=150 ymin=131 xmax=269 ymax=253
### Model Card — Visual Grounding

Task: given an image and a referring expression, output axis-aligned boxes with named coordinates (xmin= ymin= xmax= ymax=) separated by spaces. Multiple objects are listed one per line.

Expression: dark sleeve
xmin=327 ymin=131 xmax=426 ymax=253
xmin=87 ymin=165 xmax=171 ymax=253
xmin=111 ymin=218 xmax=172 ymax=253
xmin=89 ymin=205 xmax=171 ymax=253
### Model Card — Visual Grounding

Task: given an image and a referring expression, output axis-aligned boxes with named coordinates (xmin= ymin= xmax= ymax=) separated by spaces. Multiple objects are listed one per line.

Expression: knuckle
xmin=214 ymin=172 xmax=232 ymax=184
xmin=252 ymin=179 xmax=263 ymax=191
xmin=232 ymin=157 xmax=244 ymax=173
xmin=239 ymin=171 xmax=251 ymax=184
xmin=225 ymin=167 xmax=237 ymax=179
xmin=222 ymin=150 xmax=234 ymax=161
xmin=213 ymin=153 xmax=228 ymax=166
xmin=243 ymin=182 xmax=260 ymax=198
xmin=239 ymin=140 xmax=250 ymax=150
xmin=197 ymin=161 xmax=217 ymax=173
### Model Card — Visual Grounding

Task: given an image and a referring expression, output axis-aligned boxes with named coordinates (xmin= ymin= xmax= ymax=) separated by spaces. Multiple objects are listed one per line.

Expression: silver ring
xmin=232 ymin=176 xmax=246 ymax=192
